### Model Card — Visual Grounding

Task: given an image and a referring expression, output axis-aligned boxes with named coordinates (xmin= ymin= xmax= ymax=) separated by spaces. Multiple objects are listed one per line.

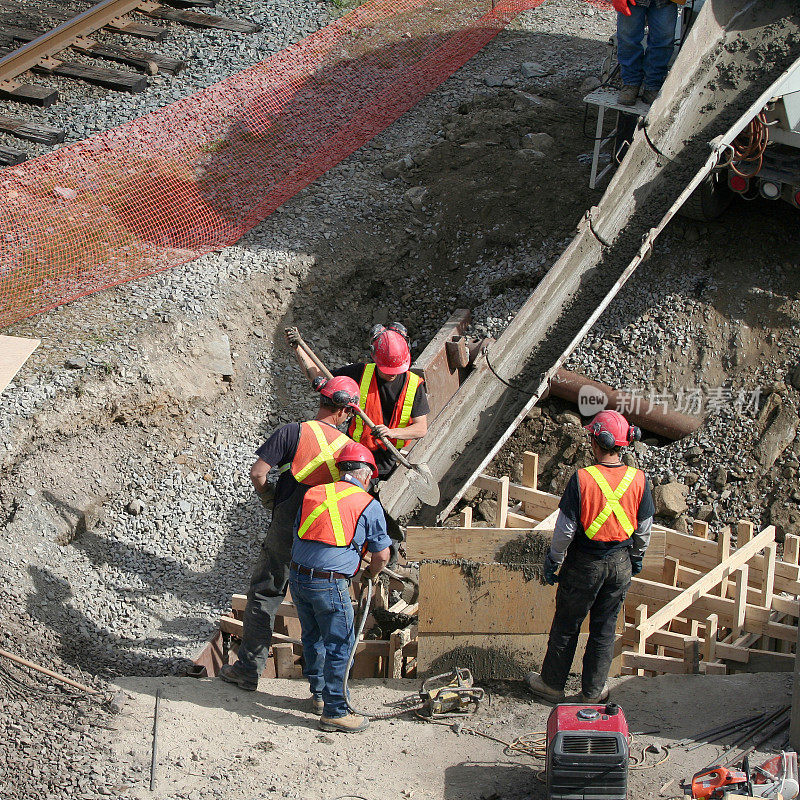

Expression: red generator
xmin=546 ymin=703 xmax=630 ymax=800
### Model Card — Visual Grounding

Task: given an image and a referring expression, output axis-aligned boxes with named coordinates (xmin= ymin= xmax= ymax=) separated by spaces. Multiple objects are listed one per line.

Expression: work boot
xmin=618 ymin=84 xmax=640 ymax=106
xmin=311 ymin=695 xmax=324 ymax=715
xmin=218 ymin=662 xmax=258 ymax=692
xmin=319 ymin=713 xmax=370 ymax=733
xmin=641 ymin=88 xmax=659 ymax=105
xmin=525 ymin=672 xmax=565 ymax=703
xmin=579 ymin=683 xmax=610 ymax=703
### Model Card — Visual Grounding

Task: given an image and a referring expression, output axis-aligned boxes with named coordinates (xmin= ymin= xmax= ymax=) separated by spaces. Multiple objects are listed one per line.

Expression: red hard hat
xmin=372 ymin=329 xmax=411 ymax=375
xmin=316 ymin=375 xmax=360 ymax=408
xmin=336 ymin=441 xmax=378 ymax=479
xmin=585 ymin=409 xmax=636 ymax=448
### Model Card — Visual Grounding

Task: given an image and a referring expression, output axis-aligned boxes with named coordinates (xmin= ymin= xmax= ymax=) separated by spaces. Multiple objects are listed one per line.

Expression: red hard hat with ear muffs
xmin=585 ymin=409 xmax=641 ymax=450
xmin=370 ymin=323 xmax=411 ymax=375
xmin=313 ymin=375 xmax=361 ymax=409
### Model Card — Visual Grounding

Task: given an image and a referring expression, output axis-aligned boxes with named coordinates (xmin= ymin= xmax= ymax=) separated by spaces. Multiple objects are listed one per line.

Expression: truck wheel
xmin=679 ymin=171 xmax=732 ymax=221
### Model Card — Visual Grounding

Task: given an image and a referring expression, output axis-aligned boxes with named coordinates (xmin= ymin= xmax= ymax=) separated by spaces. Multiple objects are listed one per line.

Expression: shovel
xmin=287 ymin=328 xmax=440 ymax=506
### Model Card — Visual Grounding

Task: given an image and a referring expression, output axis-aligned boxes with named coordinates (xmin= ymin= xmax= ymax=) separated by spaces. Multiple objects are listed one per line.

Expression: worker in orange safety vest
xmin=286 ymin=323 xmax=429 ymax=481
xmin=219 ymin=376 xmax=361 ymax=692
xmin=526 ymin=409 xmax=654 ymax=705
xmin=290 ymin=442 xmax=391 ymax=733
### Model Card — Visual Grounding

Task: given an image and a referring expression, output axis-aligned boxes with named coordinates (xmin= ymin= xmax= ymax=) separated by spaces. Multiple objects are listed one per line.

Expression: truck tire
xmin=679 ymin=171 xmax=732 ymax=221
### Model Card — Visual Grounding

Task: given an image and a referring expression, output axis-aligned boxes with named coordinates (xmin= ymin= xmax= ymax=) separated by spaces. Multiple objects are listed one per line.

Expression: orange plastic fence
xmin=0 ymin=0 xmax=543 ymax=328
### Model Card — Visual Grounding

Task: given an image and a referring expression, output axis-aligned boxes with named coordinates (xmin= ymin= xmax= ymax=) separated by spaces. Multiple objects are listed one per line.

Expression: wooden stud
xmin=662 ymin=557 xmax=679 ymax=587
xmin=704 ymin=613 xmax=718 ymax=663
xmin=734 ymin=564 xmax=749 ymax=638
xmin=760 ymin=542 xmax=777 ymax=609
xmin=635 ymin=604 xmax=648 ymax=677
xmin=717 ymin=527 xmax=732 ymax=598
xmin=785 ymin=535 xmax=800 ymax=566
xmin=683 ymin=637 xmax=701 ymax=674
xmin=692 ymin=520 xmax=709 ymax=540
xmin=272 ymin=643 xmax=295 ymax=678
xmin=497 ymin=475 xmax=510 ymax=529
xmin=388 ymin=627 xmax=412 ymax=679
xmin=459 ymin=506 xmax=473 ymax=529
xmin=737 ymin=520 xmax=754 ymax=546
xmin=522 ymin=451 xmax=538 ymax=490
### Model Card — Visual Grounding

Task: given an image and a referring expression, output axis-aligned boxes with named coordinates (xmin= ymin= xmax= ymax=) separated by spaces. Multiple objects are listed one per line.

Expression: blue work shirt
xmin=291 ymin=474 xmax=392 ymax=576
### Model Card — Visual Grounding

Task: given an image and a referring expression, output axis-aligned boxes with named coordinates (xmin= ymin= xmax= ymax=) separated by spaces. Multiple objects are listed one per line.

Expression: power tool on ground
xmin=417 ymin=668 xmax=485 ymax=718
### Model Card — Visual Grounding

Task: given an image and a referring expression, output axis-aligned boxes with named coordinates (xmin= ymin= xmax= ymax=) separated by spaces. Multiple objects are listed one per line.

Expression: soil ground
xmin=110 ymin=672 xmax=792 ymax=800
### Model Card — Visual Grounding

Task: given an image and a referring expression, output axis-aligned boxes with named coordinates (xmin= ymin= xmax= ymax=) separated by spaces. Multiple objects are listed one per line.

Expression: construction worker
xmin=526 ymin=409 xmax=654 ymax=703
xmin=290 ymin=442 xmax=391 ymax=733
xmin=286 ymin=323 xmax=429 ymax=481
xmin=219 ymin=376 xmax=361 ymax=692
xmin=613 ymin=0 xmax=679 ymax=107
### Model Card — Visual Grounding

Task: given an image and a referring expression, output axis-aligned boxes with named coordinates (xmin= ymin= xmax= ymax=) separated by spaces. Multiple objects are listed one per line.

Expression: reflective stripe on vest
xmin=393 ymin=371 xmax=423 ymax=449
xmin=583 ymin=465 xmax=637 ymax=539
xmin=350 ymin=363 xmax=375 ymax=444
xmin=297 ymin=482 xmax=371 ymax=547
xmin=291 ymin=420 xmax=351 ymax=485
xmin=348 ymin=364 xmax=423 ymax=450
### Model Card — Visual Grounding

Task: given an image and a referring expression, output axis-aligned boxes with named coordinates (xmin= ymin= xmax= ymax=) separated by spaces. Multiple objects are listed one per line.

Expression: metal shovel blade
xmin=407 ymin=462 xmax=440 ymax=506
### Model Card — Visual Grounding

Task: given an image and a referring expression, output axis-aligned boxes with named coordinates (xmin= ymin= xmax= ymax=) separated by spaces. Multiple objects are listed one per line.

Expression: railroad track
xmin=0 ymin=0 xmax=261 ymax=164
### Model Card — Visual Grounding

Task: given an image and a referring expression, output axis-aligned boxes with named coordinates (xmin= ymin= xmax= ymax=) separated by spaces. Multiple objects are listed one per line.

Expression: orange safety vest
xmin=347 ymin=363 xmax=424 ymax=450
xmin=283 ymin=420 xmax=352 ymax=486
xmin=296 ymin=481 xmax=374 ymax=548
xmin=578 ymin=464 xmax=646 ymax=543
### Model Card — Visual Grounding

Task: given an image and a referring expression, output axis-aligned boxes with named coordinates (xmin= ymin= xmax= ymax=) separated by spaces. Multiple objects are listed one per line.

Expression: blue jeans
xmin=289 ymin=571 xmax=355 ymax=719
xmin=617 ymin=3 xmax=678 ymax=90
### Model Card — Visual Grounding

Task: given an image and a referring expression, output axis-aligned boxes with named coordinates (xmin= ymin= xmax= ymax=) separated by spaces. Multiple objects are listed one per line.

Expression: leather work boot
xmin=618 ymin=84 xmax=640 ymax=106
xmin=219 ymin=662 xmax=258 ymax=692
xmin=525 ymin=672 xmax=565 ymax=703
xmin=319 ymin=713 xmax=370 ymax=733
xmin=641 ymin=88 xmax=659 ymax=105
xmin=311 ymin=695 xmax=324 ymax=715
xmin=580 ymin=683 xmax=610 ymax=703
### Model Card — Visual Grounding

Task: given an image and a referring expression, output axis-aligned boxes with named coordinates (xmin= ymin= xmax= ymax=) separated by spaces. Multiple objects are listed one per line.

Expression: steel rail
xmin=0 ymin=0 xmax=158 ymax=88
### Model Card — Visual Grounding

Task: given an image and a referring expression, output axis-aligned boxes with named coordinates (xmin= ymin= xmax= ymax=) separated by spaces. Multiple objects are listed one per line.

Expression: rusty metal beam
xmin=0 ymin=0 xmax=159 ymax=90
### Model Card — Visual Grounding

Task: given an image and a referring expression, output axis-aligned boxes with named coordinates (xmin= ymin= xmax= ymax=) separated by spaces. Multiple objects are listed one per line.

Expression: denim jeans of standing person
xmin=617 ymin=1 xmax=678 ymax=91
xmin=541 ymin=547 xmax=631 ymax=698
xmin=236 ymin=493 xmax=303 ymax=680
xmin=289 ymin=571 xmax=355 ymax=719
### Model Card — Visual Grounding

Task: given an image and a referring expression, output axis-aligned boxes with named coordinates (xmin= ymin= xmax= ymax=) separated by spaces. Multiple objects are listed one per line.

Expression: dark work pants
xmin=236 ymin=492 xmax=303 ymax=678
xmin=541 ymin=547 xmax=632 ymax=697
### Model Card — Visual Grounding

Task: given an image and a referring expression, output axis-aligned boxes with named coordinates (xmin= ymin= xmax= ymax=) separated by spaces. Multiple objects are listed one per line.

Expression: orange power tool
xmin=691 ymin=766 xmax=750 ymax=800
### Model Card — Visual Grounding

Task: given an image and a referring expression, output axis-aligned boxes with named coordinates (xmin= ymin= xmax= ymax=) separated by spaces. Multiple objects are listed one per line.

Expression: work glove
xmin=284 ymin=326 xmax=302 ymax=348
xmin=612 ymin=0 xmax=635 ymax=16
xmin=543 ymin=553 xmax=560 ymax=586
xmin=630 ymin=555 xmax=643 ymax=576
xmin=257 ymin=483 xmax=276 ymax=510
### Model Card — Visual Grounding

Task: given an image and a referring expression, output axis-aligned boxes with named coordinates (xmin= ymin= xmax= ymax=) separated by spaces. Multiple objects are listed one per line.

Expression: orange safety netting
xmin=0 ymin=0 xmax=543 ymax=328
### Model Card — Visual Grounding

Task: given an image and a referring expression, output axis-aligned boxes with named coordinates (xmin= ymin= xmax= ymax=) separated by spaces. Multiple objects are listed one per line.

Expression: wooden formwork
xmin=194 ymin=587 xmax=418 ymax=681
xmin=406 ymin=451 xmax=799 ymax=679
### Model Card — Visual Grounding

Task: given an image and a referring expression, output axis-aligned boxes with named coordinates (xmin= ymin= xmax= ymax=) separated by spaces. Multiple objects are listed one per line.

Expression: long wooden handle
xmin=0 ymin=647 xmax=101 ymax=695
xmin=294 ymin=332 xmax=414 ymax=468
xmin=294 ymin=333 xmax=334 ymax=380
